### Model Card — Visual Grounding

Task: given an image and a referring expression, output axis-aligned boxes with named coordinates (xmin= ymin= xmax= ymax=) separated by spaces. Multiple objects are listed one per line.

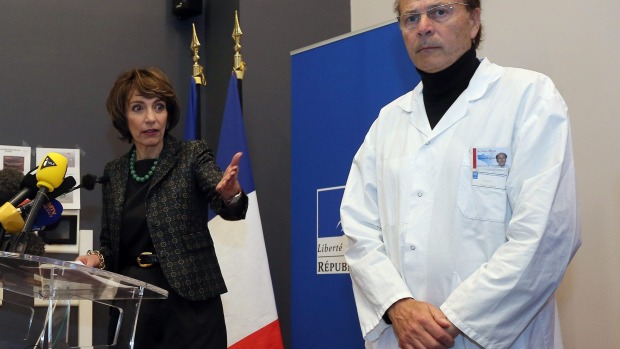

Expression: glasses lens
xmin=427 ymin=5 xmax=454 ymax=22
xmin=400 ymin=12 xmax=421 ymax=29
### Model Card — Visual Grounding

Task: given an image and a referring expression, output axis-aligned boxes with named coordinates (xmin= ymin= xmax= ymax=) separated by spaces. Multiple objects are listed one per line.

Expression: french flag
xmin=208 ymin=73 xmax=284 ymax=349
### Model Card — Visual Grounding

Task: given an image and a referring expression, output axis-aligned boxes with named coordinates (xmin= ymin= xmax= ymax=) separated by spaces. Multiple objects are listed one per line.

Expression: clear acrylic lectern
xmin=0 ymin=251 xmax=168 ymax=349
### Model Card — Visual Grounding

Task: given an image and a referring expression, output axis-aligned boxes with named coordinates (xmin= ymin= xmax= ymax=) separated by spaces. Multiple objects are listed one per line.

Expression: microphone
xmin=49 ymin=176 xmax=77 ymax=199
xmin=0 ymin=202 xmax=26 ymax=233
xmin=0 ymin=198 xmax=64 ymax=234
xmin=0 ymin=177 xmax=76 ymax=234
xmin=21 ymin=153 xmax=68 ymax=233
xmin=2 ymin=199 xmax=63 ymax=255
xmin=2 ymin=168 xmax=38 ymax=207
xmin=75 ymin=173 xmax=109 ymax=191
xmin=35 ymin=154 xmax=68 ymax=191
xmin=0 ymin=168 xmax=33 ymax=234
xmin=79 ymin=174 xmax=98 ymax=190
xmin=17 ymin=176 xmax=76 ymax=210
xmin=28 ymin=199 xmax=63 ymax=231
xmin=0 ymin=168 xmax=27 ymax=249
xmin=0 ymin=167 xmax=23 ymax=204
xmin=7 ymin=231 xmax=46 ymax=256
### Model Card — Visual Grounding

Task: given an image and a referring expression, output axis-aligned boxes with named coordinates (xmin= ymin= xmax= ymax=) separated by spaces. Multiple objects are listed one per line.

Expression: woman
xmin=76 ymin=67 xmax=247 ymax=348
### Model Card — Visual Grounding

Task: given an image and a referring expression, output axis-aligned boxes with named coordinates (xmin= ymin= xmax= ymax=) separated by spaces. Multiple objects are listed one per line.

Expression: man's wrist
xmin=383 ymin=297 xmax=415 ymax=325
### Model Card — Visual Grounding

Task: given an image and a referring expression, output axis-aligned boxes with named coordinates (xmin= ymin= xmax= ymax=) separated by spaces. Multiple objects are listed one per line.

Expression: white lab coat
xmin=340 ymin=58 xmax=581 ymax=349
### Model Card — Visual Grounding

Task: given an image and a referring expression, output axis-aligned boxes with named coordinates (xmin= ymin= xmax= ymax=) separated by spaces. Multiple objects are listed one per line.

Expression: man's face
xmin=496 ymin=153 xmax=507 ymax=167
xmin=399 ymin=0 xmax=480 ymax=73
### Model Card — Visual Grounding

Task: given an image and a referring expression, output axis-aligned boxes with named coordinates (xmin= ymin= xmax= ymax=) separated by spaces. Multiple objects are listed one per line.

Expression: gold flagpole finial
xmin=232 ymin=10 xmax=246 ymax=80
xmin=191 ymin=23 xmax=206 ymax=85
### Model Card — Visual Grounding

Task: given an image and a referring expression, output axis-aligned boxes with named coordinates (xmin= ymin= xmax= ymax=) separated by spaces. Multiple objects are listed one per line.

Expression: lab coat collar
xmin=398 ymin=58 xmax=503 ymax=137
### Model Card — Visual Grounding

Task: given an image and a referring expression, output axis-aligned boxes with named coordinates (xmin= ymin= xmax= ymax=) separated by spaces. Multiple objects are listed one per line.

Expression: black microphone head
xmin=45 ymin=176 xmax=77 ymax=201
xmin=80 ymin=174 xmax=98 ymax=191
xmin=57 ymin=176 xmax=76 ymax=193
xmin=20 ymin=168 xmax=38 ymax=190
xmin=0 ymin=167 xmax=23 ymax=203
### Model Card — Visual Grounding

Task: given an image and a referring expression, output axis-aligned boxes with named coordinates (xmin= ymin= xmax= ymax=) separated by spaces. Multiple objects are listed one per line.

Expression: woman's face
xmin=126 ymin=90 xmax=168 ymax=157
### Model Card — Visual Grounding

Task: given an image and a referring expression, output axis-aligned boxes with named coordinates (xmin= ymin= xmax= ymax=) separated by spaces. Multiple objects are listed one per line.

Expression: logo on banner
xmin=317 ymin=186 xmax=349 ymax=274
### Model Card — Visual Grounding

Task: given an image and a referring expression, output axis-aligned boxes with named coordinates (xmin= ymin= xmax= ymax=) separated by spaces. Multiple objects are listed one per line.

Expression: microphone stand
xmin=22 ymin=188 xmax=50 ymax=233
xmin=0 ymin=226 xmax=7 ymax=251
xmin=9 ymin=188 xmax=50 ymax=254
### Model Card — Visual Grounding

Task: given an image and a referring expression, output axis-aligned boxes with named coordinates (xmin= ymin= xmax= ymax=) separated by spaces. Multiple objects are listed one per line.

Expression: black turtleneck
xmin=417 ymin=46 xmax=480 ymax=129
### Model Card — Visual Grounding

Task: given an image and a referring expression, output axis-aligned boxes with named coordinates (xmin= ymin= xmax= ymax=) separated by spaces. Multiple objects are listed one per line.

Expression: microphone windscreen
xmin=36 ymin=153 xmax=69 ymax=191
xmin=0 ymin=202 xmax=25 ymax=233
xmin=25 ymin=232 xmax=46 ymax=256
xmin=48 ymin=176 xmax=77 ymax=200
xmin=0 ymin=168 xmax=23 ymax=204
xmin=32 ymin=199 xmax=63 ymax=231
xmin=8 ymin=231 xmax=46 ymax=256
xmin=20 ymin=168 xmax=38 ymax=190
xmin=80 ymin=174 xmax=98 ymax=191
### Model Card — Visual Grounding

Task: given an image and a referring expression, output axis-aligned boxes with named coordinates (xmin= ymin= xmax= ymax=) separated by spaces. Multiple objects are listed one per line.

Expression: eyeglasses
xmin=397 ymin=2 xmax=470 ymax=30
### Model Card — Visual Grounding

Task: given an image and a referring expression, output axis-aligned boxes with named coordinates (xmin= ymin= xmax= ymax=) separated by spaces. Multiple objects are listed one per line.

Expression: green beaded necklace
xmin=130 ymin=149 xmax=158 ymax=183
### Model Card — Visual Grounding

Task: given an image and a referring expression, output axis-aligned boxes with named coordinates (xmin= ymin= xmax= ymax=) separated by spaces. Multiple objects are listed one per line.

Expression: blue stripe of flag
xmin=183 ymin=76 xmax=198 ymax=141
xmin=216 ymin=73 xmax=255 ymax=193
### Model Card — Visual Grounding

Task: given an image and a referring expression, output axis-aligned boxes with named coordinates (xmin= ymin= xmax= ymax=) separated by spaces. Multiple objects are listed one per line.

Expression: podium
xmin=0 ymin=251 xmax=168 ymax=349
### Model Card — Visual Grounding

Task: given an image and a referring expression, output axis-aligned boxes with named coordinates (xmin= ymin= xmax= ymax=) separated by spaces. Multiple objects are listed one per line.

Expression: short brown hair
xmin=106 ymin=67 xmax=180 ymax=142
xmin=393 ymin=0 xmax=483 ymax=49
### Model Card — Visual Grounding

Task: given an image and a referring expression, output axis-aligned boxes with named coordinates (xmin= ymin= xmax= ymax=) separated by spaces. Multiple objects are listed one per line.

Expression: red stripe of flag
xmin=228 ymin=320 xmax=284 ymax=349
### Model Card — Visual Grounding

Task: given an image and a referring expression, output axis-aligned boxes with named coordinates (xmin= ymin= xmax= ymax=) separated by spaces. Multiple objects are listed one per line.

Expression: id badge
xmin=471 ymin=147 xmax=510 ymax=189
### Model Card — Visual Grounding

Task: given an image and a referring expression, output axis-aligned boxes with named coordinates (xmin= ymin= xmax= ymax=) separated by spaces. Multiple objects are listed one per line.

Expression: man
xmin=496 ymin=152 xmax=507 ymax=167
xmin=339 ymin=1 xmax=581 ymax=348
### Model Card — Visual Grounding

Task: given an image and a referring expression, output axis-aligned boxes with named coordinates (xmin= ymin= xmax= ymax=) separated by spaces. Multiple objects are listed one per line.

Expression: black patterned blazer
xmin=98 ymin=135 xmax=248 ymax=301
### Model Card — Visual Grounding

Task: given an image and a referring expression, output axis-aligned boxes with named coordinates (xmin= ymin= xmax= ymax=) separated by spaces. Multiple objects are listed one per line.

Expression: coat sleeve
xmin=340 ymin=120 xmax=414 ymax=340
xmin=440 ymin=77 xmax=581 ymax=348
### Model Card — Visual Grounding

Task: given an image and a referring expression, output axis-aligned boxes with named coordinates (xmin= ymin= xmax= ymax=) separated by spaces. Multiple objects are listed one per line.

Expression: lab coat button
xmin=417 ymin=192 xmax=423 ymax=197
xmin=410 ymin=245 xmax=416 ymax=250
xmin=425 ymin=141 xmax=430 ymax=145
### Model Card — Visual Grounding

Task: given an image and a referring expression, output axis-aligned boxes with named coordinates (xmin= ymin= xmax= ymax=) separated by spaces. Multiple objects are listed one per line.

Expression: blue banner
xmin=291 ymin=22 xmax=420 ymax=348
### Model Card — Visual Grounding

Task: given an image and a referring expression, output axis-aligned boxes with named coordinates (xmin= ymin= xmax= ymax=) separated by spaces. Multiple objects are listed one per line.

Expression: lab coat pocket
xmin=457 ymin=159 xmax=507 ymax=222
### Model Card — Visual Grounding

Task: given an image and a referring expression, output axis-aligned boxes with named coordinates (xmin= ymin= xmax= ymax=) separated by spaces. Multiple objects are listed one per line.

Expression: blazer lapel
xmin=149 ymin=136 xmax=182 ymax=192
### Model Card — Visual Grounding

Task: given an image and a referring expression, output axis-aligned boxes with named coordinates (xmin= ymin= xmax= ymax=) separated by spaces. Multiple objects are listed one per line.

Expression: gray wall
xmin=0 ymin=0 xmax=350 ymax=348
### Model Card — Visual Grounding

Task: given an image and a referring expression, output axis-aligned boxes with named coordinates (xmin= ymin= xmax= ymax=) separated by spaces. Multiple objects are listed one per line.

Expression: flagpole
xmin=191 ymin=23 xmax=206 ymax=140
xmin=232 ymin=10 xmax=245 ymax=109
xmin=212 ymin=17 xmax=284 ymax=345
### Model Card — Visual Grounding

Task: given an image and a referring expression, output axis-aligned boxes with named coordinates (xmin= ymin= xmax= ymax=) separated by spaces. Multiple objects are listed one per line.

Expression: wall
xmin=351 ymin=1 xmax=620 ymax=348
